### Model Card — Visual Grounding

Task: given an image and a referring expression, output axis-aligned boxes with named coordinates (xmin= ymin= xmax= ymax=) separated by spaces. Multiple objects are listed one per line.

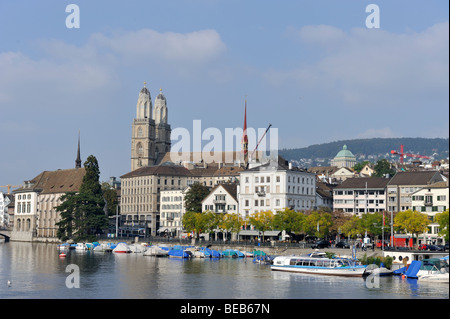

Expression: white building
xmin=0 ymin=192 xmax=12 ymax=228
xmin=333 ymin=177 xmax=389 ymax=215
xmin=411 ymin=180 xmax=449 ymax=245
xmin=159 ymin=186 xmax=190 ymax=237
xmin=238 ymin=157 xmax=316 ymax=220
xmin=202 ymin=184 xmax=238 ymax=214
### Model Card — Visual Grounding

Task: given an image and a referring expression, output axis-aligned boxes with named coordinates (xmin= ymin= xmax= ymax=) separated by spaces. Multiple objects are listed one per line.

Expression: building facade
xmin=411 ymin=180 xmax=449 ymax=244
xmin=333 ymin=177 xmax=389 ymax=215
xmin=202 ymin=184 xmax=238 ymax=214
xmin=330 ymin=145 xmax=357 ymax=168
xmin=386 ymin=171 xmax=445 ymax=213
xmin=120 ymin=162 xmax=192 ymax=237
xmin=12 ymin=168 xmax=86 ymax=242
xmin=238 ymin=157 xmax=316 ymax=220
xmin=159 ymin=186 xmax=190 ymax=237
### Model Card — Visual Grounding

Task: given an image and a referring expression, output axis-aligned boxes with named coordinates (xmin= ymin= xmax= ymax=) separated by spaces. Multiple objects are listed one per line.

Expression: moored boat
xmin=113 ymin=242 xmax=131 ymax=253
xmin=271 ymin=252 xmax=367 ymax=277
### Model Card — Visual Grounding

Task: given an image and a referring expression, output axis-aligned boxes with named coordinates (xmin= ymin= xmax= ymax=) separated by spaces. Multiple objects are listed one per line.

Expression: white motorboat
xmin=128 ymin=243 xmax=146 ymax=253
xmin=75 ymin=243 xmax=88 ymax=251
xmin=418 ymin=271 xmax=449 ymax=283
xmin=113 ymin=242 xmax=131 ymax=253
xmin=363 ymin=264 xmax=393 ymax=276
xmin=143 ymin=246 xmax=169 ymax=257
xmin=271 ymin=252 xmax=367 ymax=277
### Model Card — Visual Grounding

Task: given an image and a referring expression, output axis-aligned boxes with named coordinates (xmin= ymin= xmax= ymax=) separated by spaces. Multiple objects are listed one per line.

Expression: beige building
xmin=387 ymin=171 xmax=445 ymax=213
xmin=120 ymin=163 xmax=192 ymax=237
xmin=12 ymin=168 xmax=86 ymax=242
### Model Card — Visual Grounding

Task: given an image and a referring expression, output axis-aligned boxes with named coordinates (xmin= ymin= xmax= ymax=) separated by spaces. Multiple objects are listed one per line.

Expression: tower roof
xmin=156 ymin=88 xmax=166 ymax=101
xmin=140 ymin=81 xmax=150 ymax=95
xmin=334 ymin=145 xmax=355 ymax=159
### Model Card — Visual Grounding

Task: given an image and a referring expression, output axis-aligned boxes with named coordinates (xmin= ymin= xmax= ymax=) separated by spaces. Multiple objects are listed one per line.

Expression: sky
xmin=0 ymin=0 xmax=448 ymax=188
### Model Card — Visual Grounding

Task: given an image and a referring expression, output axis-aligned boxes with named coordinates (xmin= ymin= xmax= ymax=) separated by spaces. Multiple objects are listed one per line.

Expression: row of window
xmin=244 ymin=175 xmax=314 ymax=184
xmin=16 ymin=202 xmax=31 ymax=213
xmin=17 ymin=194 xmax=32 ymax=200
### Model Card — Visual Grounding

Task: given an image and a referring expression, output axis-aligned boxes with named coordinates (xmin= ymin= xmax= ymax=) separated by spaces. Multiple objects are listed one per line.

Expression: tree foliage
xmin=436 ymin=209 xmax=449 ymax=242
xmin=394 ymin=209 xmax=429 ymax=245
xmin=184 ymin=183 xmax=210 ymax=213
xmin=56 ymin=155 xmax=108 ymax=242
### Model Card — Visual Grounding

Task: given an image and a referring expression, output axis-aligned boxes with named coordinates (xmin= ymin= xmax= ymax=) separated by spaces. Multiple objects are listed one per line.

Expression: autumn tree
xmin=272 ymin=208 xmax=304 ymax=241
xmin=394 ymin=209 xmax=429 ymax=246
xmin=436 ymin=209 xmax=449 ymax=242
xmin=248 ymin=210 xmax=274 ymax=242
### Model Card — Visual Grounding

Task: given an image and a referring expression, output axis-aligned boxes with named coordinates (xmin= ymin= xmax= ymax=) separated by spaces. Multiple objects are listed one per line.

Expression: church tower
xmin=153 ymin=88 xmax=171 ymax=162
xmin=131 ymin=83 xmax=171 ymax=171
xmin=131 ymin=82 xmax=156 ymax=171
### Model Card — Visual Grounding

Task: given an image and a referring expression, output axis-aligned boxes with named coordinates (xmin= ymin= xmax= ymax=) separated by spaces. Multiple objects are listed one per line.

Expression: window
xmin=276 ymin=176 xmax=280 ymax=182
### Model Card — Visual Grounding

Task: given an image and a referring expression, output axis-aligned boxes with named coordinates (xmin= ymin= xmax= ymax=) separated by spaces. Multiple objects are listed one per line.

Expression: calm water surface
xmin=0 ymin=242 xmax=448 ymax=299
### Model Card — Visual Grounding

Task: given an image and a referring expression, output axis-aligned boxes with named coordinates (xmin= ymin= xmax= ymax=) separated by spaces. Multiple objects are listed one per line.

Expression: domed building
xmin=330 ymin=145 xmax=357 ymax=168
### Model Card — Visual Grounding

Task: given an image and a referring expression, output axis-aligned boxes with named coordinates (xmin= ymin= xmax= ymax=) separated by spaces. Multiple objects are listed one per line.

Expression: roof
xmin=159 ymin=150 xmax=263 ymax=165
xmin=387 ymin=171 xmax=443 ymax=186
xmin=121 ymin=162 xmax=192 ymax=178
xmin=335 ymin=177 xmax=389 ymax=189
xmin=15 ymin=168 xmax=86 ymax=194
xmin=334 ymin=145 xmax=356 ymax=159
xmin=202 ymin=183 xmax=238 ymax=203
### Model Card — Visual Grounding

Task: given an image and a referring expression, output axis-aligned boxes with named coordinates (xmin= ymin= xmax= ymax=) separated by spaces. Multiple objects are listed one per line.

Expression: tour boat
xmin=271 ymin=252 xmax=367 ymax=277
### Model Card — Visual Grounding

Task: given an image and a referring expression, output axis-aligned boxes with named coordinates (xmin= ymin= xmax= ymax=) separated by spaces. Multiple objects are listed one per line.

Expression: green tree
xmin=182 ymin=211 xmax=205 ymax=240
xmin=184 ymin=183 xmax=210 ymax=213
xmin=304 ymin=211 xmax=333 ymax=238
xmin=341 ymin=215 xmax=362 ymax=239
xmin=272 ymin=208 xmax=304 ymax=241
xmin=436 ymin=209 xmax=449 ymax=242
xmin=101 ymin=182 xmax=119 ymax=216
xmin=56 ymin=155 xmax=108 ymax=242
xmin=219 ymin=213 xmax=242 ymax=240
xmin=394 ymin=209 xmax=429 ymax=246
xmin=248 ymin=210 xmax=274 ymax=242
xmin=353 ymin=161 xmax=371 ymax=173
xmin=373 ymin=159 xmax=396 ymax=177
xmin=202 ymin=211 xmax=223 ymax=240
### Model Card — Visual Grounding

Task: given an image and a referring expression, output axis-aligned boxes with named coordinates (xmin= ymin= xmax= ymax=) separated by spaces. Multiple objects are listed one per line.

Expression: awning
xmin=238 ymin=230 xmax=281 ymax=236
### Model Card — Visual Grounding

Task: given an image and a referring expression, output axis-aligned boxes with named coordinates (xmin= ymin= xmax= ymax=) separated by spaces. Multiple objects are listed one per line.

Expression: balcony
xmin=213 ymin=199 xmax=226 ymax=204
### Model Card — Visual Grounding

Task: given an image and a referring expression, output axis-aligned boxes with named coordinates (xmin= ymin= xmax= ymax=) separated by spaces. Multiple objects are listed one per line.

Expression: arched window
xmin=137 ymin=142 xmax=143 ymax=156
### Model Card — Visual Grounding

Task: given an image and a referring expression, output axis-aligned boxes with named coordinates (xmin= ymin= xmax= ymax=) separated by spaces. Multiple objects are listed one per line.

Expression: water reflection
xmin=0 ymin=242 xmax=448 ymax=299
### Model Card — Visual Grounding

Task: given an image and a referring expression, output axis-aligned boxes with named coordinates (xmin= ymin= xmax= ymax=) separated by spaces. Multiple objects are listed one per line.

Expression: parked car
xmin=312 ymin=240 xmax=331 ymax=249
xmin=335 ymin=241 xmax=350 ymax=249
xmin=376 ymin=240 xmax=389 ymax=248
xmin=418 ymin=244 xmax=428 ymax=250
xmin=445 ymin=242 xmax=449 ymax=251
xmin=427 ymin=245 xmax=443 ymax=251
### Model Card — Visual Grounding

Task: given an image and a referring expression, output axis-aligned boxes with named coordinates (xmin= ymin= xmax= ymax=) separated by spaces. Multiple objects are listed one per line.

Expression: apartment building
xmin=333 ymin=177 xmax=389 ymax=215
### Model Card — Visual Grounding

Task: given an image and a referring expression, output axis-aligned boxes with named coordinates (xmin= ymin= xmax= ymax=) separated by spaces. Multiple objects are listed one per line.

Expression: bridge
xmin=0 ymin=229 xmax=12 ymax=242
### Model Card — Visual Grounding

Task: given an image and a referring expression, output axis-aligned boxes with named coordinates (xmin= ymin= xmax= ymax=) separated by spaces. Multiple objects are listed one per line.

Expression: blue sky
xmin=0 ymin=0 xmax=448 ymax=187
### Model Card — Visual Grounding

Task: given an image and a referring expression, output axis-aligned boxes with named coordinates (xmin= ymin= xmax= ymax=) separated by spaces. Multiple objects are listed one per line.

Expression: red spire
xmin=241 ymin=99 xmax=249 ymax=163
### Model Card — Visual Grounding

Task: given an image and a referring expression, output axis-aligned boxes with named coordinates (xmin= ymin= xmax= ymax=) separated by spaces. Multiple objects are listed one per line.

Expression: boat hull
xmin=271 ymin=265 xmax=366 ymax=277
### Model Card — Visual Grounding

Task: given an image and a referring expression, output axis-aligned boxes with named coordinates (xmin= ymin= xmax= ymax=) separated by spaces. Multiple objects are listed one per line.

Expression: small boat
xmin=93 ymin=243 xmax=113 ymax=252
xmin=75 ymin=243 xmax=88 ymax=251
xmin=168 ymin=248 xmax=193 ymax=258
xmin=113 ymin=242 xmax=131 ymax=253
xmin=271 ymin=252 xmax=367 ymax=277
xmin=363 ymin=263 xmax=393 ymax=277
xmin=143 ymin=246 xmax=169 ymax=257
xmin=57 ymin=243 xmax=70 ymax=250
xmin=128 ymin=243 xmax=146 ymax=253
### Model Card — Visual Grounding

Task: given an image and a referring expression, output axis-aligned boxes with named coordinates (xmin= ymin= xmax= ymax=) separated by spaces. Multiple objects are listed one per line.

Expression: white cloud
xmin=270 ymin=22 xmax=449 ymax=109
xmin=90 ymin=29 xmax=227 ymax=63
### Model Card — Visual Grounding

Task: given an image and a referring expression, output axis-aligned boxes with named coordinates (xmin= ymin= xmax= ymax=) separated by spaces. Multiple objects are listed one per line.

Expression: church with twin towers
xmin=131 ymin=82 xmax=171 ymax=171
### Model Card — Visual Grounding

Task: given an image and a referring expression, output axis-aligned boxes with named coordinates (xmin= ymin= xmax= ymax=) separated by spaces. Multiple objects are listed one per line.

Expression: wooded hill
xmin=278 ymin=138 xmax=449 ymax=167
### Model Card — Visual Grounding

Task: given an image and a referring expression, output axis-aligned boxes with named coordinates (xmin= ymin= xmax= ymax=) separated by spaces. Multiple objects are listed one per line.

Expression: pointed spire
xmin=241 ymin=98 xmax=249 ymax=166
xmin=75 ymin=130 xmax=82 ymax=169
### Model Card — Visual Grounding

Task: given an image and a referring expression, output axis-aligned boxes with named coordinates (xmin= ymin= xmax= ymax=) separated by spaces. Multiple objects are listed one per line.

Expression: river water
xmin=0 ymin=242 xmax=448 ymax=301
